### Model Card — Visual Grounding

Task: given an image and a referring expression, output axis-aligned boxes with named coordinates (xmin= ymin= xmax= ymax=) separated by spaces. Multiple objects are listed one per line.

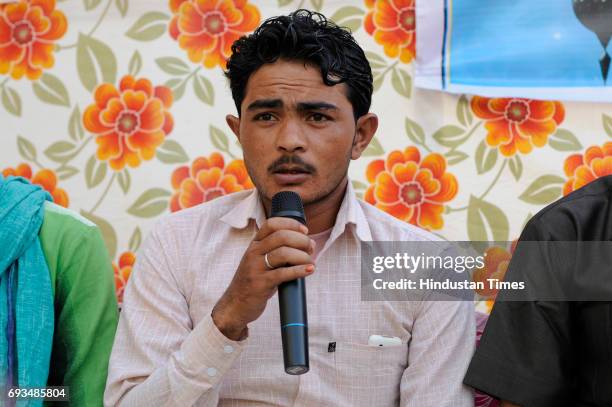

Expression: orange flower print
xmin=168 ymin=0 xmax=260 ymax=69
xmin=113 ymin=251 xmax=135 ymax=304
xmin=471 ymin=96 xmax=565 ymax=157
xmin=365 ymin=146 xmax=458 ymax=230
xmin=0 ymin=0 xmax=67 ymax=80
xmin=83 ymin=75 xmax=174 ymax=171
xmin=364 ymin=0 xmax=415 ymax=64
xmin=2 ymin=162 xmax=69 ymax=207
xmin=563 ymin=141 xmax=612 ymax=195
xmin=472 ymin=243 xmax=516 ymax=299
xmin=170 ymin=152 xmax=254 ymax=212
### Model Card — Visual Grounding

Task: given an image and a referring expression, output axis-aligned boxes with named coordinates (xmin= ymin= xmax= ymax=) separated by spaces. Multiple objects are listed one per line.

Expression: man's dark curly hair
xmin=225 ymin=9 xmax=373 ymax=121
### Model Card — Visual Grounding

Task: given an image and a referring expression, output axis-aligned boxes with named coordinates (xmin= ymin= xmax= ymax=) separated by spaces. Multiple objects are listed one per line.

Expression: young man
xmin=105 ymin=10 xmax=474 ymax=406
xmin=464 ymin=175 xmax=612 ymax=406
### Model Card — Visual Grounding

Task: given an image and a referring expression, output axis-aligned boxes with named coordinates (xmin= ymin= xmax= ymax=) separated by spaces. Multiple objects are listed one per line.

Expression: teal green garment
xmin=0 ymin=176 xmax=54 ymax=407
xmin=40 ymin=202 xmax=119 ymax=407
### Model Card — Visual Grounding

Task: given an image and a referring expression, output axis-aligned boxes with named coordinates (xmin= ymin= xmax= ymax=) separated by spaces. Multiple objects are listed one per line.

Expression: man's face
xmin=227 ymin=60 xmax=375 ymax=205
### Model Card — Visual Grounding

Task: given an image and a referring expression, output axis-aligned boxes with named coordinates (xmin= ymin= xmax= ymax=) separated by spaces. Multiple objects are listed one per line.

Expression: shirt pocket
xmin=332 ymin=341 xmax=407 ymax=406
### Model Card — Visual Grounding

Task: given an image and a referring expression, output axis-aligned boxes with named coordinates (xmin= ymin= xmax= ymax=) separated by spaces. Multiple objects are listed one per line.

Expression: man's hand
xmin=212 ymin=217 xmax=315 ymax=340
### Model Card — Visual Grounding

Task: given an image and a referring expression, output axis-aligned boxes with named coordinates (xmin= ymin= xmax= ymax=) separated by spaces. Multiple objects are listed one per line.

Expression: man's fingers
xmin=254 ymin=217 xmax=308 ymax=241
xmin=258 ymin=229 xmax=313 ymax=255
xmin=268 ymin=264 xmax=315 ymax=285
xmin=263 ymin=246 xmax=313 ymax=269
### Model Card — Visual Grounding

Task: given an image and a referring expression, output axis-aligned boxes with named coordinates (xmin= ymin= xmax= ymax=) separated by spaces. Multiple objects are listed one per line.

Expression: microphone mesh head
xmin=271 ymin=191 xmax=304 ymax=215
xmin=271 ymin=191 xmax=306 ymax=225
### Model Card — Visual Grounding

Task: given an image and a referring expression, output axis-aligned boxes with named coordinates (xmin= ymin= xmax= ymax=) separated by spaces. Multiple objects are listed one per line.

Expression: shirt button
xmin=207 ymin=367 xmax=217 ymax=377
xmin=223 ymin=345 xmax=234 ymax=354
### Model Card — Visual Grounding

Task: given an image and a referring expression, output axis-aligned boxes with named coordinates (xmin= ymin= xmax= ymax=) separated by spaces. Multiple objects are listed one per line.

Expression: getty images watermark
xmin=360 ymin=241 xmax=612 ymax=302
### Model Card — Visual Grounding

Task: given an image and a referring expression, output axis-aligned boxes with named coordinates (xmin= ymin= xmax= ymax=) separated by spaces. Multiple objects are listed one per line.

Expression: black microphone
xmin=270 ymin=191 xmax=309 ymax=375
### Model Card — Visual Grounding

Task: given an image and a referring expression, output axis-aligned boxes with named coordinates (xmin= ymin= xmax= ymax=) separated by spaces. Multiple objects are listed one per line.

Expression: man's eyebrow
xmin=245 ymin=99 xmax=339 ymax=112
xmin=246 ymin=99 xmax=283 ymax=111
xmin=297 ymin=102 xmax=338 ymax=111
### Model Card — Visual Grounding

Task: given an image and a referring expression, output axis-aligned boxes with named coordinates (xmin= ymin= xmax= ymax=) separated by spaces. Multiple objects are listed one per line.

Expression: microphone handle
xmin=277 ymin=213 xmax=309 ymax=375
xmin=279 ymin=277 xmax=308 ymax=375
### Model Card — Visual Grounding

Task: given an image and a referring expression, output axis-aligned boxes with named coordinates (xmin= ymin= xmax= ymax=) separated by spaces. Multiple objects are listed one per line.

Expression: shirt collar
xmin=219 ymin=179 xmax=372 ymax=242
xmin=219 ymin=188 xmax=267 ymax=230
xmin=330 ymin=179 xmax=373 ymax=242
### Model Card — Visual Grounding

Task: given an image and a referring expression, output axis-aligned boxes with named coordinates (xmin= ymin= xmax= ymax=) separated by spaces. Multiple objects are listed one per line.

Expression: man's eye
xmin=255 ymin=113 xmax=275 ymax=121
xmin=309 ymin=113 xmax=329 ymax=122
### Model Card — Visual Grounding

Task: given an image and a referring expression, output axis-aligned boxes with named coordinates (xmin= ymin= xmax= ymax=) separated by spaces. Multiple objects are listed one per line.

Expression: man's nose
xmin=275 ymin=119 xmax=306 ymax=153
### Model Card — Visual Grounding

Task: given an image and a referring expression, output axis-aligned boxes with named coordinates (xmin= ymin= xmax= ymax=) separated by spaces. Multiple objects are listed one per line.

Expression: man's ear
xmin=351 ymin=113 xmax=379 ymax=160
xmin=226 ymin=114 xmax=241 ymax=142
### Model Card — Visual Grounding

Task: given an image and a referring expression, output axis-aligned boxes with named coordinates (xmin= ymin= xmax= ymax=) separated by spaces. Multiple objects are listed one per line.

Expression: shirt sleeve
xmin=399 ymin=300 xmax=475 ymax=406
xmin=47 ymin=225 xmax=119 ymax=406
xmin=463 ymin=218 xmax=574 ymax=406
xmin=104 ymin=221 xmax=248 ymax=407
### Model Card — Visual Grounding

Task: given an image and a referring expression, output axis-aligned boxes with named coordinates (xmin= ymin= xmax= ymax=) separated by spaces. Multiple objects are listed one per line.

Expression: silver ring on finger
xmin=264 ymin=252 xmax=274 ymax=270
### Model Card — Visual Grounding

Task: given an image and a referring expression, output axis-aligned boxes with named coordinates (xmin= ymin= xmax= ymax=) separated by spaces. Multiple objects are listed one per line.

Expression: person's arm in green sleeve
xmin=47 ymin=219 xmax=119 ymax=406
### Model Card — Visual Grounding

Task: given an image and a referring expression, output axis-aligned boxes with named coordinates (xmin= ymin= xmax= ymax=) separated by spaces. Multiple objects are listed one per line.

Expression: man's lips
xmin=271 ymin=167 xmax=312 ymax=184
xmin=272 ymin=166 xmax=311 ymax=174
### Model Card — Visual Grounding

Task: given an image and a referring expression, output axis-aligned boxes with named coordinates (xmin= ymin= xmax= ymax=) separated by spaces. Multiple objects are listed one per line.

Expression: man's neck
xmin=302 ymin=178 xmax=348 ymax=235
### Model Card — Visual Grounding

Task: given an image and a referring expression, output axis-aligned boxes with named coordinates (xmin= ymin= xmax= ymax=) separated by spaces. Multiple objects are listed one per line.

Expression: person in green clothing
xmin=1 ymin=176 xmax=118 ymax=406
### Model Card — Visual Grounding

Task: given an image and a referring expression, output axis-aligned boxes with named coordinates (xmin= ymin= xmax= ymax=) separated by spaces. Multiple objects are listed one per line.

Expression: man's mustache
xmin=268 ymin=156 xmax=317 ymax=174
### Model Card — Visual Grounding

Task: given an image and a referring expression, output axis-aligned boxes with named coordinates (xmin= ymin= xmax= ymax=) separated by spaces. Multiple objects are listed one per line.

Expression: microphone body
xmin=271 ymin=191 xmax=309 ymax=375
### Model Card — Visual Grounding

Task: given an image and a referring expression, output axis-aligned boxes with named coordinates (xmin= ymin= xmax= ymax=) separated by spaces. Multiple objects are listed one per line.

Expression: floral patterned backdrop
xmin=1 ymin=0 xmax=611 ymax=307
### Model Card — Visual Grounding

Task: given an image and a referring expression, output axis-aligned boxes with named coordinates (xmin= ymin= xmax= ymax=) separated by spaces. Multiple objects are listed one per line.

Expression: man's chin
xmin=259 ymin=181 xmax=311 ymax=202
xmin=267 ymin=184 xmax=308 ymax=198
xmin=260 ymin=174 xmax=347 ymax=204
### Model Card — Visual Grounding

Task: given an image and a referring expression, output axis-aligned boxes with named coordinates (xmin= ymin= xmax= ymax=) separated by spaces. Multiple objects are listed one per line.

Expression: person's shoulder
xmin=358 ymin=199 xmax=444 ymax=243
xmin=42 ymin=201 xmax=98 ymax=238
xmin=153 ymin=190 xmax=253 ymax=234
xmin=523 ymin=175 xmax=612 ymax=240
xmin=40 ymin=202 xmax=108 ymax=270
xmin=532 ymin=175 xmax=612 ymax=221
